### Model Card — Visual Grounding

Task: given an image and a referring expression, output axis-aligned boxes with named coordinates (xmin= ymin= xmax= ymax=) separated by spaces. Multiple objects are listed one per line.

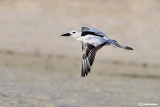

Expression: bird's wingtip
xmin=125 ymin=46 xmax=134 ymax=50
xmin=81 ymin=26 xmax=90 ymax=31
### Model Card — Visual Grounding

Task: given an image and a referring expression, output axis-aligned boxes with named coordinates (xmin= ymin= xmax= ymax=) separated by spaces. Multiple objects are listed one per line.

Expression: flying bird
xmin=61 ymin=26 xmax=133 ymax=77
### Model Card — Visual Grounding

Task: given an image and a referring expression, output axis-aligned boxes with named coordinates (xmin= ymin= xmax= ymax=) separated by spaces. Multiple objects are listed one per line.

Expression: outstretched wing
xmin=81 ymin=42 xmax=107 ymax=77
xmin=81 ymin=26 xmax=109 ymax=39
xmin=110 ymin=40 xmax=134 ymax=50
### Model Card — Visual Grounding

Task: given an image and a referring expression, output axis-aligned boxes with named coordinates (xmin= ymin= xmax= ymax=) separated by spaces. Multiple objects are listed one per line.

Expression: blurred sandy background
xmin=0 ymin=0 xmax=160 ymax=107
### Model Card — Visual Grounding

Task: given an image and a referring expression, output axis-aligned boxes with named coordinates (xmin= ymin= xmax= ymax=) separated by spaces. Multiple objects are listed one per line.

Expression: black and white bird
xmin=61 ymin=26 xmax=133 ymax=77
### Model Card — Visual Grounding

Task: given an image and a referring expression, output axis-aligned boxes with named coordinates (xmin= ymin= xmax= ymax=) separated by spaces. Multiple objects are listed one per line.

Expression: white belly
xmin=83 ymin=36 xmax=107 ymax=46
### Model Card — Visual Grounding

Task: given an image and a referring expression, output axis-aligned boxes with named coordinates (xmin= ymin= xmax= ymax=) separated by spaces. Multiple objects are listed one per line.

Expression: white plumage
xmin=61 ymin=26 xmax=133 ymax=77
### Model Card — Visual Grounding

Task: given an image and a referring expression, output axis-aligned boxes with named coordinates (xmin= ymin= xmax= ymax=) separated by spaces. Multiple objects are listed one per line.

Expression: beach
xmin=0 ymin=0 xmax=160 ymax=107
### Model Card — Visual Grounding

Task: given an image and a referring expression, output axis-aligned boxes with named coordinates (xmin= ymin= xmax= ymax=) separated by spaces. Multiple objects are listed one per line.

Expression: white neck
xmin=71 ymin=31 xmax=82 ymax=42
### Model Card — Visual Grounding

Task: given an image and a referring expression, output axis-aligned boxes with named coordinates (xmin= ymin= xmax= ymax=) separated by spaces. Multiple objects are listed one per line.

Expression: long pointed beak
xmin=61 ymin=33 xmax=71 ymax=36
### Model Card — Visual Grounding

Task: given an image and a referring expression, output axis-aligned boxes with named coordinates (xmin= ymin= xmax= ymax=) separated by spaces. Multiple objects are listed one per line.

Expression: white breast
xmin=82 ymin=35 xmax=107 ymax=46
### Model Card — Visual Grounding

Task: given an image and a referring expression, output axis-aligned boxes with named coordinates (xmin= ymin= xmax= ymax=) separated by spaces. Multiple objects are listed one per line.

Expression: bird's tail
xmin=110 ymin=40 xmax=133 ymax=50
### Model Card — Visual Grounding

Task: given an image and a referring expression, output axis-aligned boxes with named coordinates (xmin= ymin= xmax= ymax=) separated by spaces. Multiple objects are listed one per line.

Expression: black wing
xmin=81 ymin=26 xmax=107 ymax=37
xmin=81 ymin=42 xmax=107 ymax=77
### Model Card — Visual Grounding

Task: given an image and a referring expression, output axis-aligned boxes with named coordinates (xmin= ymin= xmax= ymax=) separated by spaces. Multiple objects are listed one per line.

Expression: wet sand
xmin=0 ymin=52 xmax=159 ymax=107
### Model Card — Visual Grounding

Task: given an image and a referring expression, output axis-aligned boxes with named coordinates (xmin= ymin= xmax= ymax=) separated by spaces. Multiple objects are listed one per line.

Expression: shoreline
xmin=0 ymin=51 xmax=160 ymax=80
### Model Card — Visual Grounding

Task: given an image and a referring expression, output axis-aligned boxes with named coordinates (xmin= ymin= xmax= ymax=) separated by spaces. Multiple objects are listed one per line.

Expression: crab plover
xmin=61 ymin=26 xmax=133 ymax=77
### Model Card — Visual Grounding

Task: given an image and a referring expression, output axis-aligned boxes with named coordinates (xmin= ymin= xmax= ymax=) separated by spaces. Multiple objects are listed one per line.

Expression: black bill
xmin=61 ymin=33 xmax=71 ymax=36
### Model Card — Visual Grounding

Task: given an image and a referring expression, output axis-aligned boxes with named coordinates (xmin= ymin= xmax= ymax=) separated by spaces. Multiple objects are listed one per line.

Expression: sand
xmin=0 ymin=0 xmax=160 ymax=107
xmin=0 ymin=53 xmax=160 ymax=107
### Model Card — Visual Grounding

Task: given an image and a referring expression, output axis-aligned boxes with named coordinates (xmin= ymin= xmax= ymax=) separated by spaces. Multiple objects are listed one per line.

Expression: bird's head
xmin=61 ymin=30 xmax=81 ymax=39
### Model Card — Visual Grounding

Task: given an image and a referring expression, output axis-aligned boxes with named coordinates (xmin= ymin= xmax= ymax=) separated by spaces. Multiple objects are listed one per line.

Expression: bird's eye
xmin=72 ymin=32 xmax=76 ymax=34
